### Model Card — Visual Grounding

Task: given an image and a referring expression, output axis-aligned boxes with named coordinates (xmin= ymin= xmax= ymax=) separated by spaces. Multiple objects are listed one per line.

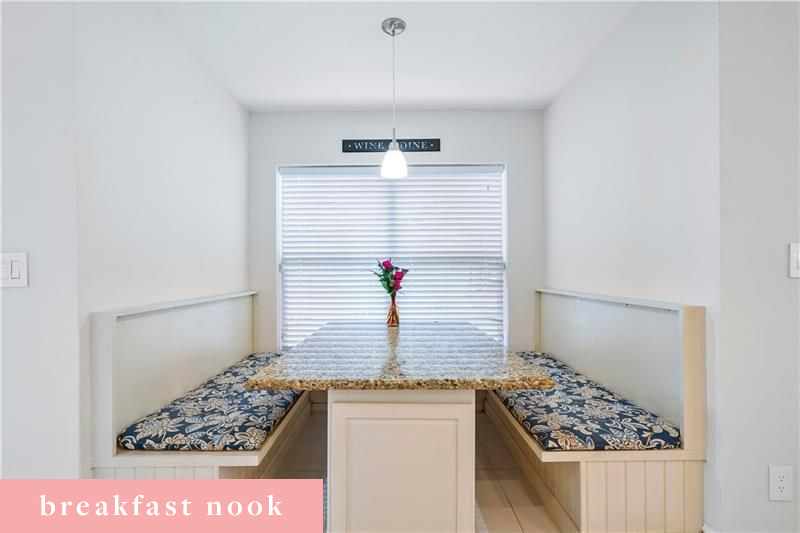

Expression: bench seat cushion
xmin=496 ymin=353 xmax=681 ymax=451
xmin=118 ymin=353 xmax=299 ymax=452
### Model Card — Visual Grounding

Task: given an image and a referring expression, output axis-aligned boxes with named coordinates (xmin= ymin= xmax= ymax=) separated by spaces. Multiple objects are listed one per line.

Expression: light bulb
xmin=380 ymin=145 xmax=408 ymax=179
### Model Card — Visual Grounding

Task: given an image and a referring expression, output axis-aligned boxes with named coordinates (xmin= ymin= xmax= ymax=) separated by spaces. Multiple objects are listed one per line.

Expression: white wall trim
xmin=537 ymin=287 xmax=687 ymax=312
xmin=97 ymin=289 xmax=256 ymax=319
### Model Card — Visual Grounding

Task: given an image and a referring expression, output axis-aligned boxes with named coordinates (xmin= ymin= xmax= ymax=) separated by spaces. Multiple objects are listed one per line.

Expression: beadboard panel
xmin=581 ymin=460 xmax=704 ymax=532
xmin=93 ymin=466 xmax=219 ymax=479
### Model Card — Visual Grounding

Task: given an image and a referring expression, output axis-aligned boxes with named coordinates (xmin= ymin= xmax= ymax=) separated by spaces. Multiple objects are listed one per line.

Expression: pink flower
xmin=393 ymin=280 xmax=402 ymax=291
xmin=394 ymin=270 xmax=405 ymax=281
xmin=381 ymin=259 xmax=393 ymax=270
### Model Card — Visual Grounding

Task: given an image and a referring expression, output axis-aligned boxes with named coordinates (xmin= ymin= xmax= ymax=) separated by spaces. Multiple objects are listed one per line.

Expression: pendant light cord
xmin=392 ymin=30 xmax=397 ymax=145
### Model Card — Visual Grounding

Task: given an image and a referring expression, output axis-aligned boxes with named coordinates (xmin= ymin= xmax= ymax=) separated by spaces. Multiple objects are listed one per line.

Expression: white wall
xmin=544 ymin=3 xmax=720 ymax=308
xmin=2 ymin=2 xmax=82 ymax=478
xmin=249 ymin=111 xmax=544 ymax=352
xmin=2 ymin=3 xmax=249 ymax=478
xmin=75 ymin=3 xmax=249 ymax=311
xmin=718 ymin=3 xmax=799 ymax=531
xmin=545 ymin=3 xmax=799 ymax=531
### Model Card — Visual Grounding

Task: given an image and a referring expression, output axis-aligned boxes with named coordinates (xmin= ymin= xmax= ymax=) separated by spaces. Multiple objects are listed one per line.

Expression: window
xmin=278 ymin=165 xmax=506 ymax=349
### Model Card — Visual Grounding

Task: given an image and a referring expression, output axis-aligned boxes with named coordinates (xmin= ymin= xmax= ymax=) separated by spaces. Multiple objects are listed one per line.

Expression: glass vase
xmin=386 ymin=292 xmax=399 ymax=327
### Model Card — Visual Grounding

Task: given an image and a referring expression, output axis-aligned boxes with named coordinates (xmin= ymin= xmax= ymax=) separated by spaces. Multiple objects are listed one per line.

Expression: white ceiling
xmin=157 ymin=2 xmax=636 ymax=111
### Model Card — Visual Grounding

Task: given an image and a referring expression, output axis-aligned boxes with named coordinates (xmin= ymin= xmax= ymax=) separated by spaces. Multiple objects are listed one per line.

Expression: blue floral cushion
xmin=118 ymin=353 xmax=299 ymax=451
xmin=496 ymin=353 xmax=681 ymax=451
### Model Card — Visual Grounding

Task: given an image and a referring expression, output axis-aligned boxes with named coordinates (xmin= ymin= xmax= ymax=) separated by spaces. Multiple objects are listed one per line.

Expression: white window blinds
xmin=278 ymin=165 xmax=505 ymax=349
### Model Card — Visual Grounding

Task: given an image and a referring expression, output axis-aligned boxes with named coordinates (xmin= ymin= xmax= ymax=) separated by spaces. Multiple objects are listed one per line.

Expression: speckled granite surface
xmin=246 ymin=321 xmax=554 ymax=391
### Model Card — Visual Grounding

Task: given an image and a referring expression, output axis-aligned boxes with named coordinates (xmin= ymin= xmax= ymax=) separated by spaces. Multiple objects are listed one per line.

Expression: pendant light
xmin=380 ymin=17 xmax=408 ymax=179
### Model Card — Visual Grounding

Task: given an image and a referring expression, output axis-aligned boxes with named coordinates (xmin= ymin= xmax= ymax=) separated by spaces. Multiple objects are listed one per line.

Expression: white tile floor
xmin=275 ymin=411 xmax=560 ymax=532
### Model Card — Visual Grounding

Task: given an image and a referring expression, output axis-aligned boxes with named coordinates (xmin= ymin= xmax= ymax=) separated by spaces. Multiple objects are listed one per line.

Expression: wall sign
xmin=342 ymin=138 xmax=441 ymax=153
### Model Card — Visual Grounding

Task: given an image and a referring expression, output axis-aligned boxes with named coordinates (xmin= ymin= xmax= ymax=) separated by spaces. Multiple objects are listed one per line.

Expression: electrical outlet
xmin=769 ymin=465 xmax=793 ymax=501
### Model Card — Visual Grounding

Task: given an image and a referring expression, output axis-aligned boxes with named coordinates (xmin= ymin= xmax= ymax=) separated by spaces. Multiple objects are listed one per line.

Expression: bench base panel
xmin=93 ymin=465 xmax=221 ymax=479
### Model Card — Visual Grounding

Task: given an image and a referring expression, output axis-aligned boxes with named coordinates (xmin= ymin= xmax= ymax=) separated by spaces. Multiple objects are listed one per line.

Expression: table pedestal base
xmin=327 ymin=390 xmax=476 ymax=532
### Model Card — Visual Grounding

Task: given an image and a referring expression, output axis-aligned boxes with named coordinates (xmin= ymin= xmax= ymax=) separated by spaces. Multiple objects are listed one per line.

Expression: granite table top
xmin=246 ymin=321 xmax=555 ymax=391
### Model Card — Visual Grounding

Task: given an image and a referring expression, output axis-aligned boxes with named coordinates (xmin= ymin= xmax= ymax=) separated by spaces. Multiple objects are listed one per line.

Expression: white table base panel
xmin=327 ymin=390 xmax=476 ymax=532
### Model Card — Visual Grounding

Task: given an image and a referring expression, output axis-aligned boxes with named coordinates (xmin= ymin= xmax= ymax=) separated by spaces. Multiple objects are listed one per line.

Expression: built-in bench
xmin=485 ymin=289 xmax=706 ymax=533
xmin=91 ymin=291 xmax=309 ymax=479
xmin=495 ymin=352 xmax=681 ymax=451
xmin=118 ymin=352 xmax=299 ymax=452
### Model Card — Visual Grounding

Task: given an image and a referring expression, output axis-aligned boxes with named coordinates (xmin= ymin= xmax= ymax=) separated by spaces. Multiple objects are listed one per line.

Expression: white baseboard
xmin=702 ymin=524 xmax=717 ymax=533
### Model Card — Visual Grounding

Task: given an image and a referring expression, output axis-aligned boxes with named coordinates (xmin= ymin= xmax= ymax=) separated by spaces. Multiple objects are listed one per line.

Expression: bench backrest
xmin=91 ymin=291 xmax=256 ymax=460
xmin=535 ymin=289 xmax=706 ymax=453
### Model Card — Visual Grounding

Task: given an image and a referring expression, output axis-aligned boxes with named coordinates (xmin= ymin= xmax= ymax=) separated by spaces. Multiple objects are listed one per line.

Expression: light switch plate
xmin=790 ymin=244 xmax=800 ymax=278
xmin=769 ymin=465 xmax=793 ymax=501
xmin=1 ymin=252 xmax=28 ymax=287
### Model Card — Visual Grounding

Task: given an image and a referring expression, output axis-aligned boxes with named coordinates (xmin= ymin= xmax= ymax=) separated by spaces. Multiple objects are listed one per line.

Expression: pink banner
xmin=0 ymin=479 xmax=322 ymax=532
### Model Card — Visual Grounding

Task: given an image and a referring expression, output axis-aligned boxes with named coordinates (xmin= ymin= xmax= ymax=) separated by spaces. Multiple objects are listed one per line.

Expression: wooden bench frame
xmin=90 ymin=290 xmax=309 ymax=479
xmin=485 ymin=289 xmax=706 ymax=532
